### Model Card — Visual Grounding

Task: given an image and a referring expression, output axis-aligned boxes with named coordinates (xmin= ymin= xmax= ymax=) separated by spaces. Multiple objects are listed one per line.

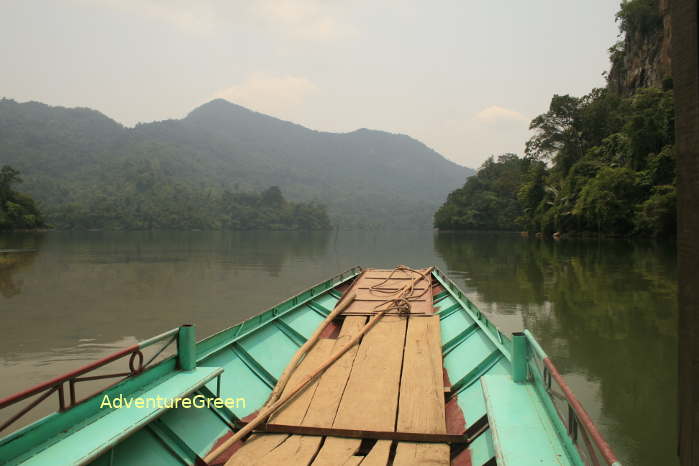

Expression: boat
xmin=0 ymin=266 xmax=620 ymax=465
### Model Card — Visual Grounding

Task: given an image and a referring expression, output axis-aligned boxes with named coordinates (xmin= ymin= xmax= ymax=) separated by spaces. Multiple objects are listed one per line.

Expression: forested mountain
xmin=435 ymin=0 xmax=675 ymax=237
xmin=0 ymin=98 xmax=471 ymax=230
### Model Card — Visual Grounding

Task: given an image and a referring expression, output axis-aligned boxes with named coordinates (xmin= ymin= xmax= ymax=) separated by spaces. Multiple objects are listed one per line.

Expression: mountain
xmin=0 ymin=98 xmax=472 ymax=229
xmin=607 ymin=0 xmax=672 ymax=95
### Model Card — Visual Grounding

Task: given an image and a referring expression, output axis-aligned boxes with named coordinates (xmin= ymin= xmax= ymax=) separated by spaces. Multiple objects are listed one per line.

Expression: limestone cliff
xmin=607 ymin=0 xmax=672 ymax=95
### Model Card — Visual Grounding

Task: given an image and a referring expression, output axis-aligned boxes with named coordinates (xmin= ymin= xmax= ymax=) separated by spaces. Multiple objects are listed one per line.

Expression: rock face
xmin=608 ymin=0 xmax=672 ymax=95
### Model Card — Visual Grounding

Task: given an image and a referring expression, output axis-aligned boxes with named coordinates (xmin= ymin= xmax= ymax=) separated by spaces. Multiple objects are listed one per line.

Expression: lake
xmin=0 ymin=230 xmax=677 ymax=465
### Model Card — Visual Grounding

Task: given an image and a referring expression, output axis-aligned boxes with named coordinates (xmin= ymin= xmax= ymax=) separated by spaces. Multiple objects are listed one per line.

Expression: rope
xmin=368 ymin=265 xmax=431 ymax=315
xmin=203 ymin=265 xmax=433 ymax=464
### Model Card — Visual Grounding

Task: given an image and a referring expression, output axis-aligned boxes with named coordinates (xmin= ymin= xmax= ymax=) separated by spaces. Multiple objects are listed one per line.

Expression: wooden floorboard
xmin=394 ymin=314 xmax=450 ymax=465
xmin=270 ymin=339 xmax=335 ymax=425
xmin=227 ymin=266 xmax=449 ymax=466
xmin=227 ymin=340 xmax=334 ymax=465
xmin=333 ymin=315 xmax=408 ymax=431
xmin=310 ymin=437 xmax=361 ymax=465
xmin=312 ymin=308 xmax=408 ymax=465
xmin=359 ymin=440 xmax=392 ymax=466
xmin=397 ymin=316 xmax=446 ymax=433
xmin=392 ymin=442 xmax=450 ymax=465
xmin=224 ymin=434 xmax=289 ymax=466
xmin=303 ymin=316 xmax=366 ymax=427
xmin=252 ymin=435 xmax=323 ymax=466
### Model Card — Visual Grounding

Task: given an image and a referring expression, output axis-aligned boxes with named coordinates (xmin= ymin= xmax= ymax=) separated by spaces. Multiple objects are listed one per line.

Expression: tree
xmin=0 ymin=165 xmax=22 ymax=202
xmin=0 ymin=166 xmax=45 ymax=230
xmin=526 ymin=95 xmax=584 ymax=174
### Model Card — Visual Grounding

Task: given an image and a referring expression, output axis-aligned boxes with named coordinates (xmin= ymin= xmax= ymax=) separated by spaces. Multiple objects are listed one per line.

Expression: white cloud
xmin=214 ymin=73 xmax=318 ymax=116
xmin=74 ymin=0 xmax=217 ymax=35
xmin=474 ymin=105 xmax=528 ymax=125
xmin=251 ymin=0 xmax=357 ymax=40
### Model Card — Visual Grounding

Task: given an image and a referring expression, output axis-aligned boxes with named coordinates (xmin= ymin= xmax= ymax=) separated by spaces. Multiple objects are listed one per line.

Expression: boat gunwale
xmin=433 ymin=266 xmax=618 ymax=465
xmin=0 ymin=266 xmax=363 ymax=463
xmin=432 ymin=266 xmax=513 ymax=360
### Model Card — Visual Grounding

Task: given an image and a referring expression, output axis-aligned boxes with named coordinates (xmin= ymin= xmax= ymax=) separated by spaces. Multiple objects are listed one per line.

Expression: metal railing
xmin=0 ymin=326 xmax=191 ymax=434
xmin=516 ymin=330 xmax=621 ymax=466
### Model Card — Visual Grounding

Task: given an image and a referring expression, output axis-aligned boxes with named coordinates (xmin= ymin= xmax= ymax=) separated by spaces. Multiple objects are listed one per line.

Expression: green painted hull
xmin=0 ymin=266 xmax=617 ymax=465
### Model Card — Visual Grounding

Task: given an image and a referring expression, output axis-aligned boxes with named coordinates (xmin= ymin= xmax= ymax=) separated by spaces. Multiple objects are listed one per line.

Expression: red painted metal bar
xmin=0 ymin=345 xmax=138 ymax=409
xmin=0 ymin=387 xmax=58 ymax=433
xmin=0 ymin=327 xmax=180 ymax=411
xmin=543 ymin=358 xmax=620 ymax=466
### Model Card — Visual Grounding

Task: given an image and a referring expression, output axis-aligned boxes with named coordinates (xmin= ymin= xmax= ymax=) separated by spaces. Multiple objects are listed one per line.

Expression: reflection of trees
xmin=434 ymin=232 xmax=678 ymax=465
xmin=0 ymin=233 xmax=44 ymax=298
xmin=55 ymin=231 xmax=332 ymax=278
xmin=0 ymin=230 xmax=334 ymax=356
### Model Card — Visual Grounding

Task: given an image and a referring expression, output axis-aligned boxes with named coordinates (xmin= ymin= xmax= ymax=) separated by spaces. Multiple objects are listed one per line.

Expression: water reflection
xmin=434 ymin=232 xmax=678 ymax=466
xmin=0 ymin=233 xmax=44 ymax=298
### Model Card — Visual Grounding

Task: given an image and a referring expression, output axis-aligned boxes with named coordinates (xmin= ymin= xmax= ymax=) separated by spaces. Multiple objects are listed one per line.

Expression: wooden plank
xmin=255 ymin=424 xmax=466 ymax=443
xmin=302 ymin=316 xmax=366 ymax=427
xmin=311 ymin=313 xmax=406 ymax=466
xmin=392 ymin=442 xmax=450 ymax=465
xmin=362 ymin=268 xmax=431 ymax=281
xmin=358 ymin=280 xmax=428 ymax=288
xmin=394 ymin=315 xmax=450 ymax=465
xmin=396 ymin=316 xmax=446 ymax=433
xmin=246 ymin=317 xmax=363 ymax=465
xmin=270 ymin=339 xmax=335 ymax=425
xmin=253 ymin=435 xmax=323 ymax=466
xmin=343 ymin=456 xmax=364 ymax=466
xmin=224 ymin=434 xmax=289 ymax=466
xmin=342 ymin=299 xmax=428 ymax=315
xmin=333 ymin=315 xmax=408 ymax=431
xmin=310 ymin=437 xmax=361 ymax=465
xmin=227 ymin=340 xmax=334 ymax=465
xmin=359 ymin=440 xmax=391 ymax=466
xmin=354 ymin=289 xmax=428 ymax=301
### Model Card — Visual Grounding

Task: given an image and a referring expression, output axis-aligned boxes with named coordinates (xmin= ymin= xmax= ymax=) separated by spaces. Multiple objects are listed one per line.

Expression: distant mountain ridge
xmin=0 ymin=97 xmax=473 ymax=228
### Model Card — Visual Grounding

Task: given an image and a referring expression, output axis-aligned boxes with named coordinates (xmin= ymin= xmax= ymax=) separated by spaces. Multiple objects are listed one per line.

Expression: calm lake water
xmin=0 ymin=230 xmax=677 ymax=465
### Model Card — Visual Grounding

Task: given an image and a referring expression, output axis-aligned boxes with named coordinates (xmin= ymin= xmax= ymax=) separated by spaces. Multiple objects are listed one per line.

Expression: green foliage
xmin=0 ymin=165 xmax=46 ymax=230
xmin=634 ymin=185 xmax=676 ymax=236
xmin=46 ymin=182 xmax=330 ymax=231
xmin=525 ymin=94 xmax=584 ymax=175
xmin=434 ymin=154 xmax=529 ymax=231
xmin=616 ymin=0 xmax=662 ymax=36
xmin=574 ymin=167 xmax=642 ymax=234
xmin=436 ymin=84 xmax=675 ymax=237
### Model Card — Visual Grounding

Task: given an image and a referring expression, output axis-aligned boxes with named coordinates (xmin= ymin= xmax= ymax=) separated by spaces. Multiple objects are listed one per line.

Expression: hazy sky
xmin=1 ymin=1 xmax=620 ymax=168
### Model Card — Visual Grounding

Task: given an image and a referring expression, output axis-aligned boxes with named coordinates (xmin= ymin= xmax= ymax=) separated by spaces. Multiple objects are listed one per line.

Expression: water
xmin=0 ymin=230 xmax=677 ymax=465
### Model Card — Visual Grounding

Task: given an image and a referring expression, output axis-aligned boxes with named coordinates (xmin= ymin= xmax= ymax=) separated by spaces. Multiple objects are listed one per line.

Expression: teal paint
xmin=481 ymin=375 xmax=575 ymax=466
xmin=523 ymin=329 xmax=548 ymax=360
xmin=528 ymin=359 xmax=584 ymax=465
xmin=231 ymin=343 xmax=278 ymax=389
xmin=273 ymin=319 xmax=307 ymax=347
xmin=431 ymin=267 xmax=512 ymax=360
xmin=177 ymin=325 xmax=196 ymax=371
xmin=145 ymin=418 xmax=200 ymax=464
xmin=139 ymin=328 xmax=179 ymax=350
xmin=442 ymin=323 xmax=478 ymax=356
xmin=12 ymin=367 xmax=222 ymax=465
xmin=469 ymin=428 xmax=496 ymax=465
xmin=511 ymin=332 xmax=528 ymax=383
